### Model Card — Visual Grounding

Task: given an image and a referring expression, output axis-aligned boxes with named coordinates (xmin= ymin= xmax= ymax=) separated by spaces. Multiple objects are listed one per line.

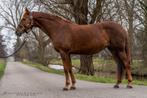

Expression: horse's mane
xmin=33 ymin=12 xmax=72 ymax=24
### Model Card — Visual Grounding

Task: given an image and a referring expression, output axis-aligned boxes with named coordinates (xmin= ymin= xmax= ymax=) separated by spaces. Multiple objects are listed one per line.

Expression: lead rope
xmin=0 ymin=36 xmax=27 ymax=58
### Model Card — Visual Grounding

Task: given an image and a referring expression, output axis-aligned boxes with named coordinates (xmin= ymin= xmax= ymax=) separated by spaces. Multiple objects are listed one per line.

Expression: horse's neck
xmin=33 ymin=12 xmax=65 ymax=39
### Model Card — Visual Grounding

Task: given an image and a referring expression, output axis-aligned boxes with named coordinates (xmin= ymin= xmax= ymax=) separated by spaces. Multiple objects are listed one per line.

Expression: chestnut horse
xmin=16 ymin=8 xmax=133 ymax=90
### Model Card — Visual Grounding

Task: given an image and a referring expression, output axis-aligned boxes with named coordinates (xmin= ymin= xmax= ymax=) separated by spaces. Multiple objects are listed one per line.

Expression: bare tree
xmin=124 ymin=0 xmax=135 ymax=58
xmin=0 ymin=0 xmax=51 ymax=64
xmin=141 ymin=0 xmax=147 ymax=66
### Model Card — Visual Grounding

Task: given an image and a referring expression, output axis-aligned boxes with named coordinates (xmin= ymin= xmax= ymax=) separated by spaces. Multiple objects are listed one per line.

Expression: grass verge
xmin=0 ymin=59 xmax=6 ymax=79
xmin=23 ymin=61 xmax=147 ymax=86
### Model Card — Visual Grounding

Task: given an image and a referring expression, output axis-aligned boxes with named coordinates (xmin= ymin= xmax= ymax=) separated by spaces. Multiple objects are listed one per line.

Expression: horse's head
xmin=16 ymin=8 xmax=33 ymax=36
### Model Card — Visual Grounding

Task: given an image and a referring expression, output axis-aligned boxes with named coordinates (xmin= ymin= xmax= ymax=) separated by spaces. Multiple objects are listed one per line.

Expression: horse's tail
xmin=125 ymin=35 xmax=131 ymax=65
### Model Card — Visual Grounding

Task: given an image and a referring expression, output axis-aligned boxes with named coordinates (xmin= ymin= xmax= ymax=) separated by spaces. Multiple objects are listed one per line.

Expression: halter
xmin=29 ymin=12 xmax=34 ymax=28
xmin=30 ymin=12 xmax=33 ymax=19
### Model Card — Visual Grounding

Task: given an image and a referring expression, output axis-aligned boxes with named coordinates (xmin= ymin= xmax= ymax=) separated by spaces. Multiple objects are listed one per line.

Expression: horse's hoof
xmin=114 ymin=85 xmax=119 ymax=88
xmin=70 ymin=86 xmax=76 ymax=90
xmin=63 ymin=87 xmax=69 ymax=91
xmin=127 ymin=85 xmax=133 ymax=89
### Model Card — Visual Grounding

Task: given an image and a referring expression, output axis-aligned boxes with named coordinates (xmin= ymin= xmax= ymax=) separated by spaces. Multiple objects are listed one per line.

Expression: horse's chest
xmin=52 ymin=37 xmax=71 ymax=52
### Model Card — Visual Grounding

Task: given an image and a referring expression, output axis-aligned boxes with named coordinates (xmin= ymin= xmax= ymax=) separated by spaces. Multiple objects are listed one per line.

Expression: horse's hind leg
xmin=114 ymin=58 xmax=124 ymax=88
xmin=108 ymin=49 xmax=124 ymax=88
xmin=117 ymin=51 xmax=133 ymax=88
xmin=114 ymin=57 xmax=124 ymax=88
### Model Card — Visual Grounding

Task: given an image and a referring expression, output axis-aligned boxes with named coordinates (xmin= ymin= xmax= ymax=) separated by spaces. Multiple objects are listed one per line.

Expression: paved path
xmin=0 ymin=62 xmax=147 ymax=98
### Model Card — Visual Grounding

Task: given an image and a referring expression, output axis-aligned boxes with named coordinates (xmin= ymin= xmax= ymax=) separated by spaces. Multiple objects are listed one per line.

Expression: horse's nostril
xmin=16 ymin=32 xmax=22 ymax=37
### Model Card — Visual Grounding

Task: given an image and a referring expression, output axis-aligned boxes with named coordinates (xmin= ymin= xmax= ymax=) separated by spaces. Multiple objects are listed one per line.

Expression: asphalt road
xmin=0 ymin=62 xmax=147 ymax=98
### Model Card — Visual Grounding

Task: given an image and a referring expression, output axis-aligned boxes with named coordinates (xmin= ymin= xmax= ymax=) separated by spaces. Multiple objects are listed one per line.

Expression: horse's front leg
xmin=69 ymin=67 xmax=76 ymax=90
xmin=60 ymin=51 xmax=75 ymax=90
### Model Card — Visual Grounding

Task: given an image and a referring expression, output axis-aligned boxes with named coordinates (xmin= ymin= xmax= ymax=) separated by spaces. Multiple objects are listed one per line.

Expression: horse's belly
xmin=71 ymin=50 xmax=102 ymax=55
xmin=70 ymin=44 xmax=106 ymax=55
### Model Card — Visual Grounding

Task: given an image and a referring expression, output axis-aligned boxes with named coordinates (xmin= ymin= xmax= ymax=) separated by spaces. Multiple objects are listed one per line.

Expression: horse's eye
xmin=22 ymin=18 xmax=26 ymax=21
xmin=19 ymin=25 xmax=23 ymax=28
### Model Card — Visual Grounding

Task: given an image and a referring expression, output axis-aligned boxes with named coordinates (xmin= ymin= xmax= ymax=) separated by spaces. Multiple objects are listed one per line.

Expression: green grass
xmin=50 ymin=58 xmax=116 ymax=72
xmin=23 ymin=61 xmax=147 ymax=86
xmin=50 ymin=58 xmax=146 ymax=75
xmin=0 ymin=59 xmax=6 ymax=78
xmin=50 ymin=58 xmax=114 ymax=67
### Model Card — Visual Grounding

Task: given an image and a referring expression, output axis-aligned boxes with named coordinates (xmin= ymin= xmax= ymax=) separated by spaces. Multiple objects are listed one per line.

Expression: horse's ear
xmin=25 ymin=8 xmax=30 ymax=15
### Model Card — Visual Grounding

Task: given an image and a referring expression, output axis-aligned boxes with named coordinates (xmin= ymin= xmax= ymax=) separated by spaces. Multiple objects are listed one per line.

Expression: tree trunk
xmin=0 ymin=34 xmax=6 ymax=57
xmin=14 ymin=38 xmax=23 ymax=61
xmin=79 ymin=55 xmax=94 ymax=75
xmin=143 ymin=0 xmax=147 ymax=66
